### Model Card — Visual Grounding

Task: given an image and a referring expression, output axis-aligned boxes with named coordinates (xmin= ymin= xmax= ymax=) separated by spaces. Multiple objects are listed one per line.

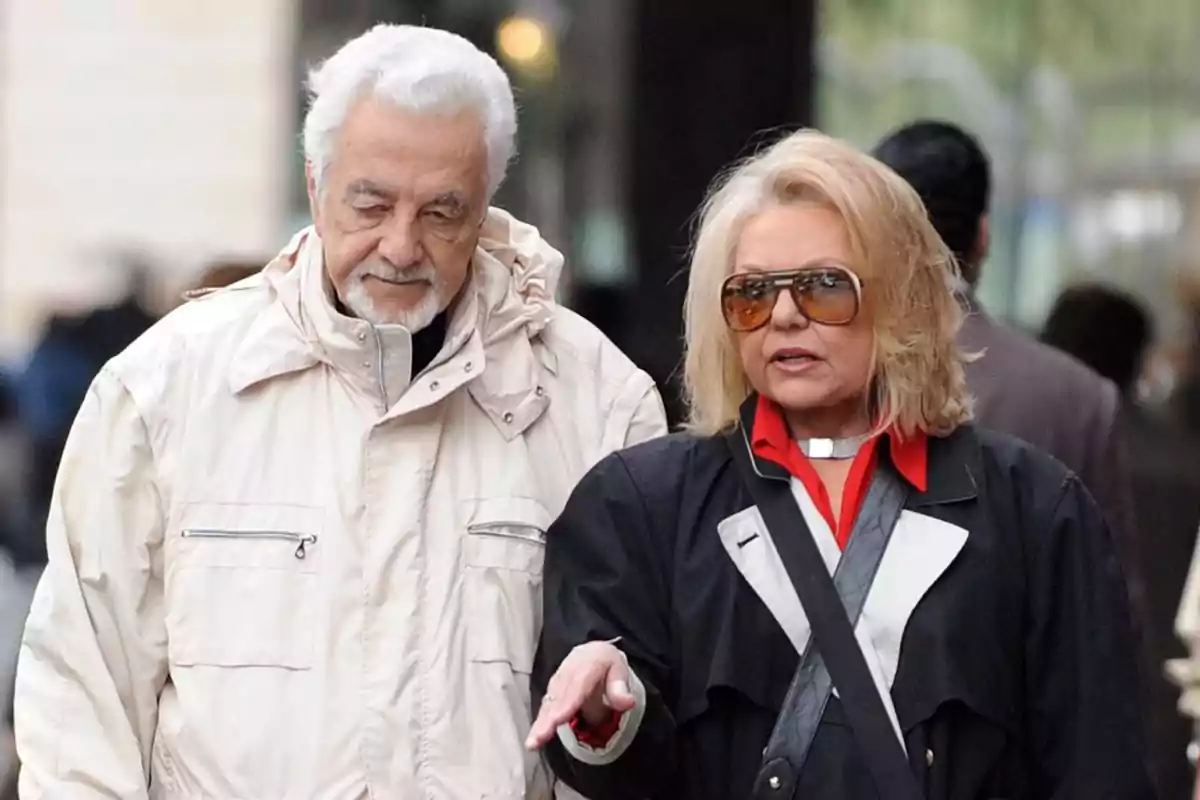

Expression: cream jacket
xmin=14 ymin=209 xmax=667 ymax=799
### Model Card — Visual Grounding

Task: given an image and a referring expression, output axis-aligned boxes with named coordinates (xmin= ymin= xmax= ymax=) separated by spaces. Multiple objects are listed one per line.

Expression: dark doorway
xmin=616 ymin=0 xmax=818 ymax=425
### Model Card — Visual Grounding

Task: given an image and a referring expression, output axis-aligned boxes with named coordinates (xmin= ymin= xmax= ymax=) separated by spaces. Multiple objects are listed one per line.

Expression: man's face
xmin=308 ymin=97 xmax=488 ymax=330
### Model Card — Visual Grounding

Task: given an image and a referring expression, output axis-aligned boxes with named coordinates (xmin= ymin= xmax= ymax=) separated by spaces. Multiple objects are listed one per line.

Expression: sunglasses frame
xmin=720 ymin=265 xmax=864 ymax=332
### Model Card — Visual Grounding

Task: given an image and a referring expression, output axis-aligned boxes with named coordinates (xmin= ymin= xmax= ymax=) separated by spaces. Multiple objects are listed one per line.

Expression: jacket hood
xmin=472 ymin=206 xmax=562 ymax=344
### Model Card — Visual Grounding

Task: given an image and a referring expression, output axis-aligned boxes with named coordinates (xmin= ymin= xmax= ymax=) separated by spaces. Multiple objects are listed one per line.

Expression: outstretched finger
xmin=526 ymin=677 xmax=589 ymax=749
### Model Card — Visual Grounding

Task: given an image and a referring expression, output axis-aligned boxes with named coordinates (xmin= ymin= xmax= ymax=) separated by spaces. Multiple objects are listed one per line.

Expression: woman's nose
xmin=770 ymin=286 xmax=810 ymax=329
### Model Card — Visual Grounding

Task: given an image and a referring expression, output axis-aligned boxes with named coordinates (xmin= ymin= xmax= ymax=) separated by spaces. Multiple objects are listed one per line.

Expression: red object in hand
xmin=570 ymin=709 xmax=624 ymax=748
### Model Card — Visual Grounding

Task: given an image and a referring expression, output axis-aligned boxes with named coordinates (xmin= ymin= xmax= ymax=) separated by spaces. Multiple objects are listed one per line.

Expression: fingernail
xmin=609 ymin=679 xmax=630 ymax=697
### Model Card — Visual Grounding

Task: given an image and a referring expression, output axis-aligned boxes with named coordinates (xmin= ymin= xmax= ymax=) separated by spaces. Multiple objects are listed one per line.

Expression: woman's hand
xmin=525 ymin=641 xmax=637 ymax=750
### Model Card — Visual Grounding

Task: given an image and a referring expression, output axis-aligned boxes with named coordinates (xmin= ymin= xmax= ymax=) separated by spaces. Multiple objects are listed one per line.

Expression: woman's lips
xmin=769 ymin=350 xmax=823 ymax=374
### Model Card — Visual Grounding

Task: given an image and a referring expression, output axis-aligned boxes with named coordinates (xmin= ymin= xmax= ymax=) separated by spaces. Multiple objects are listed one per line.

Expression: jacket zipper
xmin=372 ymin=326 xmax=387 ymax=407
xmin=181 ymin=528 xmax=318 ymax=559
xmin=466 ymin=523 xmax=545 ymax=545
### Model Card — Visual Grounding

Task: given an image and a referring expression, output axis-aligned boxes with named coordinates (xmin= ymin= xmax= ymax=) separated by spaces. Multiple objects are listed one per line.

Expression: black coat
xmin=533 ymin=420 xmax=1154 ymax=800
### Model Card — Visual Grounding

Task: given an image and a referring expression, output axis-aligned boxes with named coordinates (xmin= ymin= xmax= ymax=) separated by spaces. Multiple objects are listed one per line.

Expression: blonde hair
xmin=682 ymin=129 xmax=973 ymax=438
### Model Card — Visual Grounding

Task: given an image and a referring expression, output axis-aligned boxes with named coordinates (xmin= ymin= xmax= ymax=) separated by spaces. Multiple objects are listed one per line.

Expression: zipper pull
xmin=294 ymin=534 xmax=318 ymax=559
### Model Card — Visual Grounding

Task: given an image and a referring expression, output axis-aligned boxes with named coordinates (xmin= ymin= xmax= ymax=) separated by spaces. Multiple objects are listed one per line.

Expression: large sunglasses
xmin=720 ymin=266 xmax=863 ymax=332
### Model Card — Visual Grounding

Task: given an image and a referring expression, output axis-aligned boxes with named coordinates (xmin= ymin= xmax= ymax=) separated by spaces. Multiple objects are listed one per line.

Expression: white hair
xmin=303 ymin=24 xmax=517 ymax=198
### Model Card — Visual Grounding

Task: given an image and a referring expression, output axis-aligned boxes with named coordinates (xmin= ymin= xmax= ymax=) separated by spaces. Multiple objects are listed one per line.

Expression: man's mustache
xmin=354 ymin=261 xmax=438 ymax=284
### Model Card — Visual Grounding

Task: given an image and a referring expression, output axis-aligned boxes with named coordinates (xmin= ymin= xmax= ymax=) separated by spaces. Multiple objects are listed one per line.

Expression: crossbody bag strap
xmin=726 ymin=428 xmax=924 ymax=800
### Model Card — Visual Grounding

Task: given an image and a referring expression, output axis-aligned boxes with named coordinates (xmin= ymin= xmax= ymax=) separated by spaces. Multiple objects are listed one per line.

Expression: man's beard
xmin=341 ymin=259 xmax=444 ymax=331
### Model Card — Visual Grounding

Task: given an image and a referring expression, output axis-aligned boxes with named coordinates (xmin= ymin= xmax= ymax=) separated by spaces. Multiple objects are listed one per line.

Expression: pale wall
xmin=0 ymin=0 xmax=298 ymax=359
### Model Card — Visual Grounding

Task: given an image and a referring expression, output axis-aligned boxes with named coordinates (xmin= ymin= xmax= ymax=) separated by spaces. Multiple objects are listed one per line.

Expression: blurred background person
xmin=0 ymin=374 xmax=24 ymax=771
xmin=1168 ymin=279 xmax=1200 ymax=440
xmin=0 ymin=373 xmax=22 ymax=575
xmin=871 ymin=122 xmax=1138 ymax=574
xmin=0 ymin=257 xmax=160 ymax=792
xmin=1041 ymin=283 xmax=1200 ymax=800
xmin=871 ymin=118 xmax=1151 ymax=659
xmin=12 ymin=261 xmax=159 ymax=568
xmin=1040 ymin=283 xmax=1151 ymax=396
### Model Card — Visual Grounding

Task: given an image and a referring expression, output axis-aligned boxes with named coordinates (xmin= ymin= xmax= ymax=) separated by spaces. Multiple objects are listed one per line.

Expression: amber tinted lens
xmin=792 ymin=268 xmax=859 ymax=325
xmin=721 ymin=275 xmax=778 ymax=332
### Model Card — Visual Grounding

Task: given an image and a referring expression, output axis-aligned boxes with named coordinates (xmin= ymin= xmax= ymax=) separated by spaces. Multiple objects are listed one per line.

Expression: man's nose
xmin=377 ymin=215 xmax=425 ymax=267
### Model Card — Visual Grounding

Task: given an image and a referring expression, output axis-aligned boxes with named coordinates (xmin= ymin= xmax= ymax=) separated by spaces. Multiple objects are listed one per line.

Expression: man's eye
xmin=353 ymin=205 xmax=387 ymax=216
xmin=426 ymin=208 xmax=457 ymax=222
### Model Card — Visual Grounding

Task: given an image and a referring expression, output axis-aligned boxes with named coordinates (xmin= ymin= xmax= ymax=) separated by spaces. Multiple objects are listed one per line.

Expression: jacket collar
xmin=735 ymin=393 xmax=978 ymax=508
xmin=224 ymin=231 xmax=319 ymax=395
xmin=748 ymin=393 xmax=927 ymax=491
xmin=912 ymin=427 xmax=980 ymax=507
xmin=225 ymin=209 xmax=562 ymax=437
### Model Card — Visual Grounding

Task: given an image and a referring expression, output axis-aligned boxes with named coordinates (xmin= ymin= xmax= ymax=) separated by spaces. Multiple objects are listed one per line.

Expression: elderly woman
xmin=526 ymin=131 xmax=1152 ymax=800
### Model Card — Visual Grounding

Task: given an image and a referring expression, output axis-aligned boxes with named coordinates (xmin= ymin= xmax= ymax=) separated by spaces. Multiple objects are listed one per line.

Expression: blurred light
xmin=496 ymin=16 xmax=548 ymax=66
xmin=1071 ymin=189 xmax=1184 ymax=265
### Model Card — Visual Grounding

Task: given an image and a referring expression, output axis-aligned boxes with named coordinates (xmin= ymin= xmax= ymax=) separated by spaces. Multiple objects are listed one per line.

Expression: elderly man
xmin=14 ymin=24 xmax=666 ymax=800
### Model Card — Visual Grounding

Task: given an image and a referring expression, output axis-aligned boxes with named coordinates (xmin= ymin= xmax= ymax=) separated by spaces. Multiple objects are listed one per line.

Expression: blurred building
xmin=0 ymin=0 xmax=296 ymax=359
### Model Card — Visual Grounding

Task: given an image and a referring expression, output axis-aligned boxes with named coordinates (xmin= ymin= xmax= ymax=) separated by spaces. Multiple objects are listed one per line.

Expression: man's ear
xmin=960 ymin=214 xmax=990 ymax=288
xmin=305 ymin=162 xmax=323 ymax=233
xmin=975 ymin=214 xmax=991 ymax=264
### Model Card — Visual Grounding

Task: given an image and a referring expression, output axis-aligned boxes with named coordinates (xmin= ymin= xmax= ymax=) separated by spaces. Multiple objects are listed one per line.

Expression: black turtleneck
xmin=411 ymin=312 xmax=449 ymax=379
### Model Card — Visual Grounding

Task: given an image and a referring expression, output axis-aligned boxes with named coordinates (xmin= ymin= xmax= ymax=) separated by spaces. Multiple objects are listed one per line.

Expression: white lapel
xmin=860 ymin=510 xmax=968 ymax=688
xmin=717 ymin=504 xmax=810 ymax=655
xmin=716 ymin=479 xmax=967 ymax=747
xmin=788 ymin=478 xmax=841 ymax=573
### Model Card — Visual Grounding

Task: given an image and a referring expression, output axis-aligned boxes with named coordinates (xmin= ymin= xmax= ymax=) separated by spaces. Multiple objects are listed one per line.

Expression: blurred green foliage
xmin=820 ymin=0 xmax=1200 ymax=152
xmin=826 ymin=0 xmax=1199 ymax=79
xmin=818 ymin=0 xmax=1200 ymax=324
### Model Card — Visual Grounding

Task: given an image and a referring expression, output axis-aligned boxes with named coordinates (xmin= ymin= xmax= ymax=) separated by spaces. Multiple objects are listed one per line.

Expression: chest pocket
xmin=461 ymin=496 xmax=549 ymax=674
xmin=166 ymin=502 xmax=323 ymax=670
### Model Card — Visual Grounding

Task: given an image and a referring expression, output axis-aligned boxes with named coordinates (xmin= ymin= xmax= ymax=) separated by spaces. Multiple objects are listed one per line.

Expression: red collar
xmin=750 ymin=394 xmax=927 ymax=492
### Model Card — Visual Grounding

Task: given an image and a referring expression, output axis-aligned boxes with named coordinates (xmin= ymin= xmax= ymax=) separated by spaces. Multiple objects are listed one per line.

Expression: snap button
xmin=361 ymin=361 xmax=370 ymax=369
xmin=925 ymin=748 xmax=934 ymax=767
xmin=503 ymin=412 xmax=514 ymax=423
xmin=535 ymin=385 xmax=545 ymax=397
xmin=357 ymin=331 xmax=366 ymax=342
xmin=430 ymin=380 xmax=440 ymax=391
xmin=768 ymin=775 xmax=781 ymax=790
xmin=464 ymin=361 xmax=473 ymax=373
